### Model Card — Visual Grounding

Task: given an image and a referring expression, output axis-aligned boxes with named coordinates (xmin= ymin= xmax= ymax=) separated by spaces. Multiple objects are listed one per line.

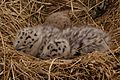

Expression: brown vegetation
xmin=0 ymin=0 xmax=120 ymax=80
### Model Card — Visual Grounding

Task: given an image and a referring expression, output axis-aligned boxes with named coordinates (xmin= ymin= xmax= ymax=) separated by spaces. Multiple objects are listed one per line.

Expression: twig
xmin=48 ymin=58 xmax=58 ymax=80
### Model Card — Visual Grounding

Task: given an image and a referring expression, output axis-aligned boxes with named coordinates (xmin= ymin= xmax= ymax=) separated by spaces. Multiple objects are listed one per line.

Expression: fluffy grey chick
xmin=40 ymin=38 xmax=70 ymax=59
xmin=43 ymin=11 xmax=72 ymax=29
xmin=60 ymin=26 xmax=111 ymax=57
xmin=38 ymin=26 xmax=111 ymax=59
xmin=13 ymin=26 xmax=60 ymax=57
xmin=13 ymin=25 xmax=111 ymax=59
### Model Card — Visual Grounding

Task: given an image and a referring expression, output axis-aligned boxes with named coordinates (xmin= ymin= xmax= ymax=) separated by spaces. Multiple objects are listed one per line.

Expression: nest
xmin=0 ymin=0 xmax=120 ymax=80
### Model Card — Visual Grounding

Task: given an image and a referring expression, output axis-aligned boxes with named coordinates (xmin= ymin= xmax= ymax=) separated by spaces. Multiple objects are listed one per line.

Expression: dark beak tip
xmin=15 ymin=48 xmax=22 ymax=51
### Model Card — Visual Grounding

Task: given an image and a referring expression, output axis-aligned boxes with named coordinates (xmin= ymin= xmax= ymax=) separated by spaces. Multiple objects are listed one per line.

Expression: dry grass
xmin=0 ymin=0 xmax=120 ymax=80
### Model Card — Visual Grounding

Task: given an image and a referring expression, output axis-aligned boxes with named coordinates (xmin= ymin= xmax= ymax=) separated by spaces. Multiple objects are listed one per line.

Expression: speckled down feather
xmin=13 ymin=26 xmax=111 ymax=59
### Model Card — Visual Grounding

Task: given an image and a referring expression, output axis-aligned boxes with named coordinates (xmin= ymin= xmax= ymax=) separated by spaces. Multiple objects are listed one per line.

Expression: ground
xmin=0 ymin=0 xmax=120 ymax=80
